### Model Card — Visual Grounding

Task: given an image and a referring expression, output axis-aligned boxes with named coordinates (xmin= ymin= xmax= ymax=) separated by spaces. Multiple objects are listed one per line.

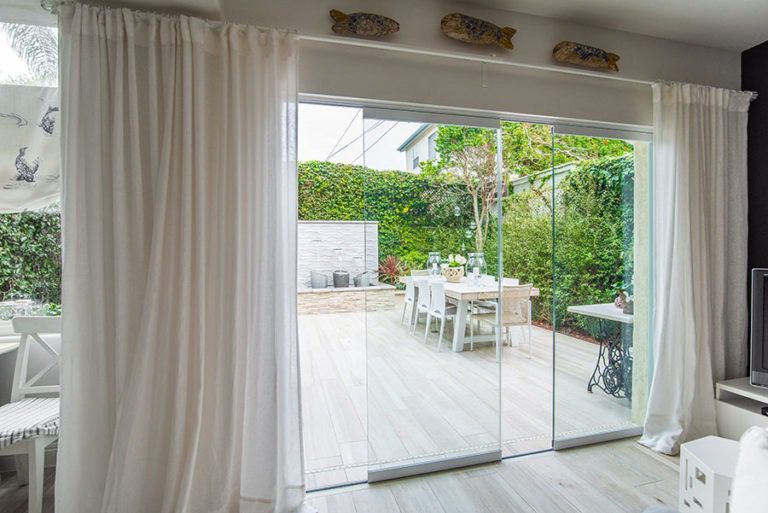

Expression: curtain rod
xmin=40 ymin=0 xmax=758 ymax=101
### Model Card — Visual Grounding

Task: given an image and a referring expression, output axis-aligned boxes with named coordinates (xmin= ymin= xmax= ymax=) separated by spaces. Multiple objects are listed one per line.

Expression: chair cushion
xmin=0 ymin=397 xmax=59 ymax=448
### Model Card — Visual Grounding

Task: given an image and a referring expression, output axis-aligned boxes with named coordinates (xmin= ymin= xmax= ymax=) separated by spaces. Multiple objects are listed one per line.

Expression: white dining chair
xmin=0 ymin=316 xmax=61 ymax=513
xmin=474 ymin=284 xmax=533 ymax=359
xmin=469 ymin=275 xmax=498 ymax=348
xmin=401 ymin=276 xmax=416 ymax=325
xmin=411 ymin=277 xmax=431 ymax=333
xmin=424 ymin=280 xmax=457 ymax=351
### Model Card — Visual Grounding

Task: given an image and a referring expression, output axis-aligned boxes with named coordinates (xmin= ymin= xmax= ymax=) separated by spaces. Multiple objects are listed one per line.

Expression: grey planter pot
xmin=333 ymin=271 xmax=350 ymax=288
xmin=353 ymin=273 xmax=367 ymax=288
xmin=310 ymin=271 xmax=328 ymax=289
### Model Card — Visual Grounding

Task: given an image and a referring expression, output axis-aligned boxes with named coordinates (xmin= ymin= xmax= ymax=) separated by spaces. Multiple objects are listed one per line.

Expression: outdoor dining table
xmin=400 ymin=276 xmax=540 ymax=352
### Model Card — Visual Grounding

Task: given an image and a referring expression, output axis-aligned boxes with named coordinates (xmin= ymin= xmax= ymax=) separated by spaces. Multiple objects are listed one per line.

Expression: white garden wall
xmin=297 ymin=221 xmax=379 ymax=287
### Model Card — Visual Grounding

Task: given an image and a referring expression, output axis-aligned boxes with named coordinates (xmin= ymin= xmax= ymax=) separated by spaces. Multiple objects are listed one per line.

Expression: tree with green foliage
xmin=420 ymin=122 xmax=632 ymax=253
xmin=500 ymin=122 xmax=633 ymax=176
xmin=420 ymin=126 xmax=498 ymax=251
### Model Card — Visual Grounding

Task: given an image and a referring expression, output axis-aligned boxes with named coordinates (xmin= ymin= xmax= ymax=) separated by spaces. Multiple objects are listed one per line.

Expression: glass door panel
xmin=552 ymin=130 xmax=652 ymax=446
xmin=362 ymin=113 xmax=503 ymax=479
xmin=297 ymin=103 xmax=369 ymax=490
xmin=496 ymin=121 xmax=556 ymax=456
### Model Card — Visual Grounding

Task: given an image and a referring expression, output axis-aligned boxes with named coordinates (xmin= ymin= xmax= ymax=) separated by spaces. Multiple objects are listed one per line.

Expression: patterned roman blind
xmin=0 ymin=85 xmax=59 ymax=212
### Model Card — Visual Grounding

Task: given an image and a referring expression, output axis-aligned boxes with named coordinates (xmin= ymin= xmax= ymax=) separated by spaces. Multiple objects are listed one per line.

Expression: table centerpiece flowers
xmin=441 ymin=254 xmax=467 ymax=283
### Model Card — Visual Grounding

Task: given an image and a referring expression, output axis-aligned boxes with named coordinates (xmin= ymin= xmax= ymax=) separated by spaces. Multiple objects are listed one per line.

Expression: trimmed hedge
xmin=0 ymin=205 xmax=61 ymax=304
xmin=299 ymin=161 xmax=474 ymax=270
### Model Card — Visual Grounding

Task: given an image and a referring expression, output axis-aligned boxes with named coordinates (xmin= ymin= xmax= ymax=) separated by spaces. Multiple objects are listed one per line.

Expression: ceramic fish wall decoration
xmin=440 ymin=13 xmax=516 ymax=50
xmin=552 ymin=41 xmax=620 ymax=72
xmin=330 ymin=9 xmax=400 ymax=37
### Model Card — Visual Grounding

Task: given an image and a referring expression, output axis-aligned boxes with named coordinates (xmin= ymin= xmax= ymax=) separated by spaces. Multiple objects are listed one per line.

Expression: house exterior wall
xmin=403 ymin=126 xmax=438 ymax=171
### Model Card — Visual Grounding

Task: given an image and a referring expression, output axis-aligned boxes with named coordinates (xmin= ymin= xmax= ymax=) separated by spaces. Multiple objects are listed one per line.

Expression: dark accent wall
xmin=741 ymin=41 xmax=768 ymax=276
xmin=744 ymin=41 xmax=768 ymax=366
xmin=744 ymin=42 xmax=768 ymax=277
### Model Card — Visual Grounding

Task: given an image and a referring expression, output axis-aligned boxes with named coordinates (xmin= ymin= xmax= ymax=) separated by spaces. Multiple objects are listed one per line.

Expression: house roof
xmin=396 ymin=124 xmax=432 ymax=152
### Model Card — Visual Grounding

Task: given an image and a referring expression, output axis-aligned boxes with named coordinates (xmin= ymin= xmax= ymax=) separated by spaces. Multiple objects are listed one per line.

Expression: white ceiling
xmin=3 ymin=0 xmax=768 ymax=52
xmin=466 ymin=0 xmax=768 ymax=52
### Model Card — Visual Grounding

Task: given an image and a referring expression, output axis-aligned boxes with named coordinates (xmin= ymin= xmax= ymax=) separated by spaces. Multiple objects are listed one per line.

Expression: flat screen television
xmin=751 ymin=268 xmax=768 ymax=387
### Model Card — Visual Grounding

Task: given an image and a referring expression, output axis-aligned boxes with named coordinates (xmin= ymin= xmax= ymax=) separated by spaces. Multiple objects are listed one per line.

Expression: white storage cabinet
xmin=679 ymin=436 xmax=739 ymax=513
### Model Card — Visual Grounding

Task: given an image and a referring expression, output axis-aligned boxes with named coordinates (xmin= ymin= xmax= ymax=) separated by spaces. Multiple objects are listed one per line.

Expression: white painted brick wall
xmin=297 ymin=221 xmax=379 ymax=287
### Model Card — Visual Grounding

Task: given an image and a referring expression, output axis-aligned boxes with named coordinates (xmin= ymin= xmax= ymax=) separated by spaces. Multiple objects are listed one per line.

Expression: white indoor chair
xmin=424 ymin=280 xmax=457 ymax=351
xmin=474 ymin=284 xmax=533 ymax=359
xmin=0 ymin=316 xmax=61 ymax=513
xmin=411 ymin=277 xmax=431 ymax=333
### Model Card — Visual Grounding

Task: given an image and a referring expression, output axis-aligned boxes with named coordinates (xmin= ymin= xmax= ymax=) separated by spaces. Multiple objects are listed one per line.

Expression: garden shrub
xmin=0 ymin=204 xmax=61 ymax=304
xmin=502 ymin=154 xmax=634 ymax=334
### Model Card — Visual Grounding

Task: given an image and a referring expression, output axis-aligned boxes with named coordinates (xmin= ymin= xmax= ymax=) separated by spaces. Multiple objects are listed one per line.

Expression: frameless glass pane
xmin=363 ymin=116 xmax=501 ymax=476
xmin=497 ymin=121 xmax=555 ymax=456
xmin=297 ymin=103 xmax=368 ymax=489
xmin=552 ymin=132 xmax=651 ymax=443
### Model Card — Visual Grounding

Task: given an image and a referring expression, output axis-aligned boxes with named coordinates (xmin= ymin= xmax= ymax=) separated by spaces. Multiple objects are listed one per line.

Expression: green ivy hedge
xmin=0 ymin=156 xmax=633 ymax=329
xmin=299 ymin=161 xmax=474 ymax=270
xmin=299 ymin=156 xmax=634 ymax=335
xmin=500 ymin=154 xmax=634 ymax=334
xmin=0 ymin=205 xmax=61 ymax=304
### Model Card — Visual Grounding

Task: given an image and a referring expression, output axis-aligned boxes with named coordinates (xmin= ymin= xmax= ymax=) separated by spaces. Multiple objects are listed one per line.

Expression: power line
xmin=351 ymin=121 xmax=400 ymax=164
xmin=327 ymin=120 xmax=384 ymax=160
xmin=325 ymin=109 xmax=360 ymax=160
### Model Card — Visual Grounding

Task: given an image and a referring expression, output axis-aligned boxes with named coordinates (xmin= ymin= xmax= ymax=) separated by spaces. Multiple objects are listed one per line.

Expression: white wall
xmin=222 ymin=0 xmax=741 ymax=126
xmin=297 ymin=221 xmax=379 ymax=287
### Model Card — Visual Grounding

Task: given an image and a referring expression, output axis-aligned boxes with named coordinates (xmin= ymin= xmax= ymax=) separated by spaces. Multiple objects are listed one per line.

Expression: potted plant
xmin=378 ymin=256 xmax=403 ymax=287
xmin=615 ymin=281 xmax=634 ymax=314
xmin=441 ymin=254 xmax=467 ymax=283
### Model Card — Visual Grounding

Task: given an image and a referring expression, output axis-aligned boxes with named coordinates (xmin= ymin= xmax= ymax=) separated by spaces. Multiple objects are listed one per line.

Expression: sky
xmin=298 ymin=103 xmax=423 ymax=171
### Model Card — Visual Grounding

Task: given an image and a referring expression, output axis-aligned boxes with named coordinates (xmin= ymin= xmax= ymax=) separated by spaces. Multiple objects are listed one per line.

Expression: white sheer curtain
xmin=640 ymin=82 xmax=751 ymax=455
xmin=56 ymin=4 xmax=309 ymax=512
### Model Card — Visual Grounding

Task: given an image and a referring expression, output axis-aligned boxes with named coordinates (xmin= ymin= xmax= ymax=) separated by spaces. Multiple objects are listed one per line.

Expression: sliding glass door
xmin=297 ymin=101 xmax=652 ymax=488
xmin=362 ymin=111 xmax=505 ymax=480
xmin=551 ymin=128 xmax=652 ymax=447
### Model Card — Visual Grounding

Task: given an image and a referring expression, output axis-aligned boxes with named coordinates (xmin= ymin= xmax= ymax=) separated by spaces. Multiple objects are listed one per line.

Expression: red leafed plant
xmin=378 ymin=256 xmax=403 ymax=285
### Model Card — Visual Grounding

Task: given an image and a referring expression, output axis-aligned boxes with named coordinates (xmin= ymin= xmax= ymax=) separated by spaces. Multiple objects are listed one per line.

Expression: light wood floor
xmin=299 ymin=298 xmax=636 ymax=489
xmin=306 ymin=438 xmax=679 ymax=513
xmin=0 ymin=469 xmax=55 ymax=513
xmin=0 ymin=439 xmax=678 ymax=513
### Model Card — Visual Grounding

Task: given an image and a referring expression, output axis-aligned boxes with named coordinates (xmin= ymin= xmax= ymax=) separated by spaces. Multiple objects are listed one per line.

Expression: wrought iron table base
xmin=586 ymin=324 xmax=633 ymax=399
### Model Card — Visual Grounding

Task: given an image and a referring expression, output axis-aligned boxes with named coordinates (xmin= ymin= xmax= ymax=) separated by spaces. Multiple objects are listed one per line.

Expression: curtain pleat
xmin=56 ymin=4 xmax=308 ymax=512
